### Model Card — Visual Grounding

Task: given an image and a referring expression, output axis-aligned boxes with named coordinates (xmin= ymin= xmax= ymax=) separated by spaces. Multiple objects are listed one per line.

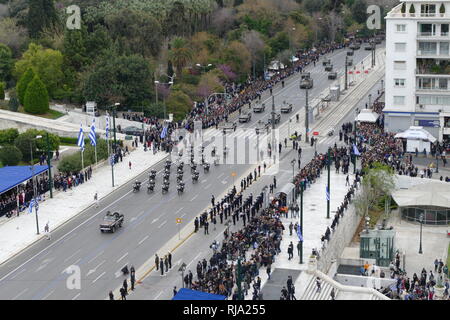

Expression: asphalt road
xmin=0 ymin=44 xmax=381 ymax=300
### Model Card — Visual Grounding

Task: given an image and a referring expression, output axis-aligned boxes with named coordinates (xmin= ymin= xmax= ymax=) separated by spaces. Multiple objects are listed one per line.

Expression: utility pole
xmin=299 ymin=182 xmax=304 ymax=264
xmin=327 ymin=148 xmax=331 ymax=219
xmin=305 ymin=88 xmax=309 ymax=143
xmin=345 ymin=55 xmax=348 ymax=91
xmin=46 ymin=132 xmax=53 ymax=198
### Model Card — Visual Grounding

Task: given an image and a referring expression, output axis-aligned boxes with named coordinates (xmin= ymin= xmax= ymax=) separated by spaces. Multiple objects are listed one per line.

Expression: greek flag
xmin=353 ymin=143 xmax=361 ymax=156
xmin=105 ymin=113 xmax=109 ymax=139
xmin=160 ymin=126 xmax=168 ymax=139
xmin=77 ymin=124 xmax=85 ymax=151
xmin=89 ymin=119 xmax=97 ymax=146
xmin=297 ymin=224 xmax=303 ymax=242
xmin=28 ymin=198 xmax=36 ymax=214
xmin=326 ymin=186 xmax=330 ymax=201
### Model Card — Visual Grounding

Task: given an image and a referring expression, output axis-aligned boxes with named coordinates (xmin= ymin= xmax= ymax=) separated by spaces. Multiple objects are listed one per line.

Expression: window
xmin=394 ymin=79 xmax=406 ymax=87
xmin=396 ymin=24 xmax=406 ymax=32
xmin=421 ymin=4 xmax=436 ymax=16
xmin=440 ymin=42 xmax=449 ymax=55
xmin=418 ymin=42 xmax=437 ymax=54
xmin=395 ymin=43 xmax=406 ymax=52
xmin=418 ymin=95 xmax=450 ymax=105
xmin=441 ymin=24 xmax=449 ymax=36
xmin=393 ymin=96 xmax=405 ymax=105
xmin=394 ymin=61 xmax=406 ymax=70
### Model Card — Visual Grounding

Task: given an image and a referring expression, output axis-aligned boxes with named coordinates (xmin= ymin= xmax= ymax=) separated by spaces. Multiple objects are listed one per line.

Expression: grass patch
xmin=16 ymin=106 xmax=64 ymax=119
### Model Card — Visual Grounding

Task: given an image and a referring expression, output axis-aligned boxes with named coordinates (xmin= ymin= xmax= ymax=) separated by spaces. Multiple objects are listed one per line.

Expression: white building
xmin=384 ymin=0 xmax=450 ymax=143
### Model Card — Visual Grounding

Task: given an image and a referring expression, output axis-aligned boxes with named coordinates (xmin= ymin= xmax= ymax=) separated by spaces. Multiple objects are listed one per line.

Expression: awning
xmin=275 ymin=183 xmax=295 ymax=197
xmin=268 ymin=60 xmax=286 ymax=70
xmin=172 ymin=288 xmax=227 ymax=300
xmin=392 ymin=179 xmax=450 ymax=208
xmin=355 ymin=109 xmax=379 ymax=123
xmin=0 ymin=165 xmax=49 ymax=194
xmin=394 ymin=126 xmax=436 ymax=143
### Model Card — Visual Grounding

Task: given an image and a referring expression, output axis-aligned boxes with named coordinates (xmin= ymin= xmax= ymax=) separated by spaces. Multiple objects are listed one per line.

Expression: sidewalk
xmin=0 ymin=146 xmax=167 ymax=265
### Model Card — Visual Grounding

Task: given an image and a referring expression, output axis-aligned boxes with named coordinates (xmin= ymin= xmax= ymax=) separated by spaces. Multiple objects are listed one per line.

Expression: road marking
xmin=72 ymin=293 xmax=81 ymax=300
xmin=154 ymin=291 xmax=164 ymax=300
xmin=180 ymin=212 xmax=186 ymax=218
xmin=35 ymin=264 xmax=47 ymax=273
xmin=41 ymin=289 xmax=55 ymax=300
xmin=204 ymin=183 xmax=212 ymax=189
xmin=87 ymin=250 xmax=104 ymax=264
xmin=190 ymin=194 xmax=198 ymax=202
xmin=175 ymin=207 xmax=183 ymax=214
xmin=86 ymin=260 xmax=106 ymax=277
xmin=186 ymin=252 xmax=202 ymax=269
xmin=151 ymin=217 xmax=159 ymax=224
xmin=63 ymin=249 xmax=81 ymax=263
xmin=0 ymin=187 xmax=133 ymax=284
xmin=12 ymin=288 xmax=28 ymax=300
xmin=63 ymin=232 xmax=77 ymax=242
xmin=138 ymin=235 xmax=149 ymax=245
xmin=92 ymin=271 xmax=106 ymax=283
xmin=10 ymin=268 xmax=26 ymax=280
xmin=201 ymin=179 xmax=207 ymax=183
xmin=217 ymin=173 xmax=224 ymax=179
xmin=116 ymin=252 xmax=128 ymax=263
xmin=221 ymin=180 xmax=227 ymax=184
xmin=158 ymin=220 xmax=167 ymax=229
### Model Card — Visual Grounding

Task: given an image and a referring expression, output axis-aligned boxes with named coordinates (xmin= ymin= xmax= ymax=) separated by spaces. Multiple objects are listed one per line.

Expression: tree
xmin=166 ymin=90 xmax=192 ymax=121
xmin=0 ymin=43 xmax=13 ymax=82
xmin=0 ymin=145 xmax=22 ymax=166
xmin=0 ymin=18 xmax=29 ymax=57
xmin=16 ymin=67 xmax=35 ymax=105
xmin=351 ymin=0 xmax=368 ymax=24
xmin=221 ymin=41 xmax=251 ymax=78
xmin=241 ymin=30 xmax=265 ymax=76
xmin=268 ymin=32 xmax=290 ymax=56
xmin=14 ymin=43 xmax=64 ymax=98
xmin=326 ymin=11 xmax=344 ymax=42
xmin=27 ymin=0 xmax=59 ymax=38
xmin=0 ymin=128 xmax=19 ymax=145
xmin=8 ymin=94 xmax=19 ymax=112
xmin=0 ymin=81 xmax=4 ymax=100
xmin=82 ymin=53 xmax=153 ymax=107
xmin=23 ymin=75 xmax=49 ymax=114
xmin=169 ymin=37 xmax=193 ymax=76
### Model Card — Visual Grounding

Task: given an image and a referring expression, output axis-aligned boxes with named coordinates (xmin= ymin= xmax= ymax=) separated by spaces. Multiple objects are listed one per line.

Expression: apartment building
xmin=384 ymin=0 xmax=450 ymax=143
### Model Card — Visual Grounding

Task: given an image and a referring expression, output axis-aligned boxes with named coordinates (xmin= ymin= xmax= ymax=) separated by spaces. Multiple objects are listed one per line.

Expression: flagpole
xmin=81 ymin=148 xmax=84 ymax=171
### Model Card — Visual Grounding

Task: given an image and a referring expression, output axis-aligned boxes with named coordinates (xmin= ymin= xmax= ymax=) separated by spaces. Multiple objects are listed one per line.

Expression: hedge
xmin=57 ymin=139 xmax=109 ymax=174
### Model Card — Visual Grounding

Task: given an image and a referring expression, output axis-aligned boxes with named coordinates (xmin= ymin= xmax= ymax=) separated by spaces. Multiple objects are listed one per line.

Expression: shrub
xmin=16 ymin=68 xmax=35 ymax=105
xmin=0 ymin=82 xmax=5 ymax=100
xmin=23 ymin=75 xmax=49 ymax=114
xmin=57 ymin=139 xmax=108 ymax=173
xmin=0 ymin=145 xmax=22 ymax=166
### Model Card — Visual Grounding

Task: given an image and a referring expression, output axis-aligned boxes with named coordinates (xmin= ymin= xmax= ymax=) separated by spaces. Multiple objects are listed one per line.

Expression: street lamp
xmin=418 ymin=213 xmax=424 ymax=254
xmin=31 ymin=135 xmax=42 ymax=234
xmin=155 ymin=78 xmax=175 ymax=121
xmin=178 ymin=262 xmax=187 ymax=288
xmin=291 ymin=159 xmax=296 ymax=181
xmin=109 ymin=102 xmax=120 ymax=187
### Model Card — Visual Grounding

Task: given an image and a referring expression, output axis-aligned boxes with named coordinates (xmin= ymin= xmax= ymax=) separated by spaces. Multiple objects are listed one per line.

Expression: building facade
xmin=385 ymin=0 xmax=450 ymax=142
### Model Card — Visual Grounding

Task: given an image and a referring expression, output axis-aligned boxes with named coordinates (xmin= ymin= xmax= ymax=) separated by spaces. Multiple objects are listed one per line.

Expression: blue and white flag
xmin=28 ymin=198 xmax=36 ymax=214
xmin=326 ymin=186 xmax=330 ymax=201
xmin=105 ymin=113 xmax=109 ymax=139
xmin=89 ymin=118 xmax=97 ymax=146
xmin=160 ymin=126 xmax=168 ymax=139
xmin=77 ymin=123 xmax=85 ymax=151
xmin=297 ymin=224 xmax=303 ymax=242
xmin=353 ymin=143 xmax=361 ymax=156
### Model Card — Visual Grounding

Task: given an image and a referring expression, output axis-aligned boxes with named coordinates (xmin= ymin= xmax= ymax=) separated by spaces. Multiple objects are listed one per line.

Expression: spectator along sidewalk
xmin=0 ymin=146 xmax=167 ymax=265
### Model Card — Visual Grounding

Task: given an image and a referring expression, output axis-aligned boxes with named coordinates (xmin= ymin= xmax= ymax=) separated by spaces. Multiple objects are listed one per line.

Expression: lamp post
xmin=368 ymin=94 xmax=372 ymax=109
xmin=327 ymin=147 xmax=331 ymax=219
xmin=304 ymin=87 xmax=309 ymax=143
xmin=345 ymin=55 xmax=348 ymax=91
xmin=110 ymin=102 xmax=120 ymax=187
xmin=31 ymin=135 xmax=42 ymax=234
xmin=44 ymin=132 xmax=53 ymax=198
xmin=155 ymin=76 xmax=175 ymax=121
xmin=291 ymin=159 xmax=296 ymax=181
xmin=299 ymin=181 xmax=304 ymax=264
xmin=178 ymin=262 xmax=187 ymax=288
xmin=418 ymin=213 xmax=424 ymax=254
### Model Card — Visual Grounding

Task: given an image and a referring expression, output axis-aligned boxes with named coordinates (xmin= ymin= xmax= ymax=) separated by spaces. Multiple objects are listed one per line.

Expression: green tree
xmin=268 ymin=32 xmax=290 ymax=56
xmin=23 ymin=75 xmax=49 ymax=114
xmin=0 ymin=128 xmax=19 ymax=145
xmin=62 ymin=28 xmax=89 ymax=70
xmin=0 ymin=145 xmax=23 ymax=166
xmin=14 ymin=43 xmax=64 ymax=98
xmin=8 ymin=90 xmax=20 ymax=112
xmin=14 ymin=129 xmax=59 ymax=161
xmin=166 ymin=90 xmax=192 ymax=121
xmin=169 ymin=37 xmax=194 ymax=76
xmin=82 ymin=53 xmax=153 ymax=107
xmin=27 ymin=0 xmax=59 ymax=38
xmin=0 ymin=44 xmax=13 ymax=82
xmin=16 ymin=68 xmax=35 ymax=105
xmin=0 ymin=82 xmax=5 ymax=100
xmin=351 ymin=0 xmax=367 ymax=24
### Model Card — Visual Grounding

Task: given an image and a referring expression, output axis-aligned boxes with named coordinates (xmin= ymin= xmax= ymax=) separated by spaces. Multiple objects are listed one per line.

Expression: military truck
xmin=239 ymin=111 xmax=252 ymax=123
xmin=324 ymin=64 xmax=333 ymax=72
xmin=328 ymin=72 xmax=337 ymax=80
xmin=100 ymin=211 xmax=124 ymax=233
xmin=252 ymin=103 xmax=266 ymax=113
xmin=280 ymin=102 xmax=293 ymax=113
xmin=220 ymin=121 xmax=237 ymax=133
xmin=300 ymin=73 xmax=313 ymax=89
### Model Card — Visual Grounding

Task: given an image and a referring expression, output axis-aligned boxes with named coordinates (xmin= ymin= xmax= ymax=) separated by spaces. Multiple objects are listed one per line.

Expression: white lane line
xmin=63 ymin=249 xmax=81 ymax=263
xmin=63 ymin=232 xmax=77 ymax=242
xmin=201 ymin=179 xmax=207 ymax=183
xmin=72 ymin=293 xmax=81 ymax=300
xmin=153 ymin=291 xmax=164 ymax=300
xmin=12 ymin=288 xmax=28 ymax=300
xmin=204 ymin=183 xmax=212 ymax=189
xmin=86 ymin=260 xmax=106 ymax=277
xmin=0 ymin=188 xmax=133 ymax=284
xmin=180 ymin=213 xmax=186 ymax=218
xmin=116 ymin=252 xmax=128 ymax=263
xmin=158 ymin=220 xmax=167 ymax=229
xmin=92 ymin=271 xmax=106 ymax=284
xmin=221 ymin=180 xmax=227 ymax=184
xmin=190 ymin=194 xmax=198 ymax=202
xmin=138 ymin=235 xmax=149 ymax=245
xmin=151 ymin=217 xmax=159 ymax=224
xmin=87 ymin=250 xmax=104 ymax=264
xmin=175 ymin=207 xmax=183 ymax=214
xmin=186 ymin=252 xmax=202 ymax=269
xmin=10 ymin=268 xmax=26 ymax=280
xmin=41 ymin=289 xmax=55 ymax=300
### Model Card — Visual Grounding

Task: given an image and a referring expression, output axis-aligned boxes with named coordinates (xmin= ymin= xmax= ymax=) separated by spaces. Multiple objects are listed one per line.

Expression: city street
xmin=0 ymin=44 xmax=382 ymax=300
